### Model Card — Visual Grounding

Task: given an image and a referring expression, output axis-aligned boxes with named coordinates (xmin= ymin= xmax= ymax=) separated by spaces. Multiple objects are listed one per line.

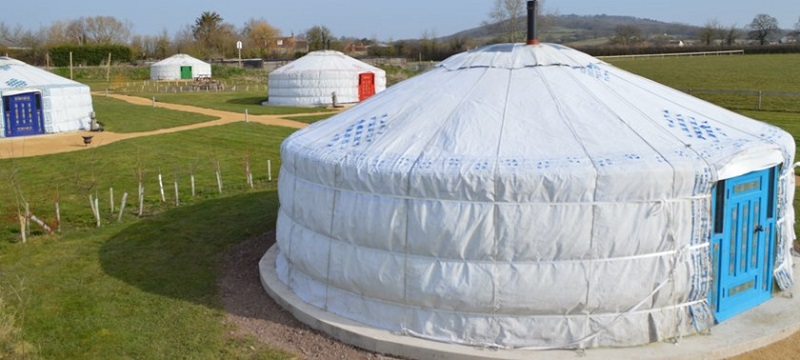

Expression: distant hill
xmin=443 ymin=14 xmax=703 ymax=46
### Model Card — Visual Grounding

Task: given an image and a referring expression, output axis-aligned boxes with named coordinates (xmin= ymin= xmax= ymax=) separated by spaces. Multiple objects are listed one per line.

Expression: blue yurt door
xmin=710 ymin=166 xmax=777 ymax=322
xmin=3 ymin=92 xmax=44 ymax=137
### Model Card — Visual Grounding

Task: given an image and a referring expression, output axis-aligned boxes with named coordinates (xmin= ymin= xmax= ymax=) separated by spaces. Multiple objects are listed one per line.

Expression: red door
xmin=358 ymin=72 xmax=375 ymax=101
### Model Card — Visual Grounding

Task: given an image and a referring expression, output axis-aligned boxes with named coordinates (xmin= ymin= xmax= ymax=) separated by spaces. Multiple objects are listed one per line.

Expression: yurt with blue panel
xmin=261 ymin=3 xmax=795 ymax=351
xmin=0 ymin=56 xmax=93 ymax=138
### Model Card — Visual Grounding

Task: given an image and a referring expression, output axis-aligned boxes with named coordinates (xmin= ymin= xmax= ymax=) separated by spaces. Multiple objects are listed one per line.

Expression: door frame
xmin=709 ymin=165 xmax=778 ymax=322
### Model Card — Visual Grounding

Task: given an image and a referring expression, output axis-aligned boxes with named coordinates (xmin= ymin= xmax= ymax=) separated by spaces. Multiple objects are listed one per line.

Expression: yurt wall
xmin=267 ymin=50 xmax=386 ymax=106
xmin=0 ymin=57 xmax=93 ymax=138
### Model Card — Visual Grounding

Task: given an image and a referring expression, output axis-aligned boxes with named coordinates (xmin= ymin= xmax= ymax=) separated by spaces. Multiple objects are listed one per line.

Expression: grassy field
xmin=1 ymin=53 xmax=800 ymax=359
xmin=92 ymin=95 xmax=218 ymax=133
xmin=608 ymin=54 xmax=800 ymax=113
xmin=1 ymin=122 xmax=296 ymax=359
xmin=127 ymin=90 xmax=331 ymax=116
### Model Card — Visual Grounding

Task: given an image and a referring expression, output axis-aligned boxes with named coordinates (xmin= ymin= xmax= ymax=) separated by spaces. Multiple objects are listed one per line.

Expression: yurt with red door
xmin=267 ymin=50 xmax=386 ymax=106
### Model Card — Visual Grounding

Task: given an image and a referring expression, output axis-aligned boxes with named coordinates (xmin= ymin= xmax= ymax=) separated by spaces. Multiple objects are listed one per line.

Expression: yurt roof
xmin=0 ymin=56 xmax=87 ymax=89
xmin=152 ymin=53 xmax=209 ymax=67
xmin=286 ymin=43 xmax=790 ymax=183
xmin=271 ymin=50 xmax=384 ymax=75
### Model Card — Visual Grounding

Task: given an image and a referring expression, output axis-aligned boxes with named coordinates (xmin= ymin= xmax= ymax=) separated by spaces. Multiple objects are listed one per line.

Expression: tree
xmin=724 ymin=25 xmax=739 ymax=46
xmin=610 ymin=25 xmax=643 ymax=46
xmin=792 ymin=16 xmax=800 ymax=37
xmin=698 ymin=20 xmax=719 ymax=46
xmin=486 ymin=0 xmax=526 ymax=43
xmin=306 ymin=25 xmax=333 ymax=51
xmin=192 ymin=11 xmax=224 ymax=49
xmin=191 ymin=11 xmax=237 ymax=58
xmin=83 ymin=16 xmax=131 ymax=44
xmin=242 ymin=18 xmax=280 ymax=57
xmin=747 ymin=14 xmax=780 ymax=45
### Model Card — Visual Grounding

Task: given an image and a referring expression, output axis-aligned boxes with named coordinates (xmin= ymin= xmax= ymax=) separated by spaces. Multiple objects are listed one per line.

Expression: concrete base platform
xmin=259 ymin=245 xmax=800 ymax=359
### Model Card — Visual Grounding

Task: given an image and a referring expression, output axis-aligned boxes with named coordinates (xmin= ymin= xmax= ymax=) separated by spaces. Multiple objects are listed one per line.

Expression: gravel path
xmin=219 ymin=232 xmax=395 ymax=359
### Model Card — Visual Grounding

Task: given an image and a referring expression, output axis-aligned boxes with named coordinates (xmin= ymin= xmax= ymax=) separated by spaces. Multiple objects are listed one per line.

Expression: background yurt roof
xmin=152 ymin=53 xmax=209 ymax=66
xmin=271 ymin=50 xmax=384 ymax=74
xmin=0 ymin=56 xmax=87 ymax=88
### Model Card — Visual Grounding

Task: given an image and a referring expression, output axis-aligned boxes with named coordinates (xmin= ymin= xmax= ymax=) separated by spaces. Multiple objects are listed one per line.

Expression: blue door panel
xmin=710 ymin=167 xmax=777 ymax=322
xmin=3 ymin=92 xmax=44 ymax=137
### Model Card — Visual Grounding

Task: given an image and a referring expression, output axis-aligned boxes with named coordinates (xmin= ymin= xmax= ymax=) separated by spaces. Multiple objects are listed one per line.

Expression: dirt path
xmin=0 ymin=93 xmax=335 ymax=159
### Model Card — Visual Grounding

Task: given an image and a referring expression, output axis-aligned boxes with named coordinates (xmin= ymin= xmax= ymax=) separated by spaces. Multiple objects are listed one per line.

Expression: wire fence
xmin=108 ymin=79 xmax=268 ymax=94
xmin=684 ymin=89 xmax=800 ymax=113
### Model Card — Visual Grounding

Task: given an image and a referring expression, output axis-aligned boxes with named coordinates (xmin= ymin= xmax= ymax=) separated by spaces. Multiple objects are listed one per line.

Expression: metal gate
xmin=710 ymin=166 xmax=777 ymax=322
xmin=3 ymin=92 xmax=44 ymax=137
xmin=180 ymin=66 xmax=192 ymax=80
xmin=358 ymin=72 xmax=375 ymax=101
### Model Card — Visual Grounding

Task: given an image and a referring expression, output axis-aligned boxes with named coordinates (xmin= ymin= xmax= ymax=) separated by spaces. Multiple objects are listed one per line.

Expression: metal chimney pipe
xmin=527 ymin=0 xmax=539 ymax=45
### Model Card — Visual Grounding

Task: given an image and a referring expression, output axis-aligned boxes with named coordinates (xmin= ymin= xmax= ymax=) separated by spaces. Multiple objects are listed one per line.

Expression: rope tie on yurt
xmin=514 ymin=245 xmax=694 ymax=350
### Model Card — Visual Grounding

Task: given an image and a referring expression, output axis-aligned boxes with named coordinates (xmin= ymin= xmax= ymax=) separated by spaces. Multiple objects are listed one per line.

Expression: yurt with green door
xmin=261 ymin=4 xmax=795 ymax=352
xmin=0 ymin=56 xmax=93 ymax=138
xmin=150 ymin=54 xmax=211 ymax=81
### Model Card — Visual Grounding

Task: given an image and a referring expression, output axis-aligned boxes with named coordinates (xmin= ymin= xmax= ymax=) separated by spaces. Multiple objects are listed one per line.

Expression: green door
xmin=180 ymin=66 xmax=192 ymax=79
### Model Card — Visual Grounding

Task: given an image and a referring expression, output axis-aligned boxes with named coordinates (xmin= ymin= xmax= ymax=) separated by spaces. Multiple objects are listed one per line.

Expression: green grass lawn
xmin=608 ymin=54 xmax=800 ymax=92
xmin=0 ymin=123 xmax=296 ymax=358
xmin=608 ymin=54 xmax=800 ymax=113
xmin=124 ymin=89 xmax=330 ymax=116
xmin=282 ymin=114 xmax=333 ymax=124
xmin=92 ymin=95 xmax=218 ymax=133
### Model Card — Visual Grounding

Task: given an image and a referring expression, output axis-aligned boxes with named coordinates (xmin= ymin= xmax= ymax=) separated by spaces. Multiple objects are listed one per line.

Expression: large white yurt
xmin=263 ymin=42 xmax=796 ymax=349
xmin=149 ymin=54 xmax=211 ymax=81
xmin=0 ymin=56 xmax=93 ymax=138
xmin=267 ymin=50 xmax=386 ymax=106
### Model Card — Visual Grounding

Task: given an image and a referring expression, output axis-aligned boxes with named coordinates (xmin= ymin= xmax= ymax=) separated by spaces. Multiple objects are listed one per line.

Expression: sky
xmin=1 ymin=0 xmax=798 ymax=41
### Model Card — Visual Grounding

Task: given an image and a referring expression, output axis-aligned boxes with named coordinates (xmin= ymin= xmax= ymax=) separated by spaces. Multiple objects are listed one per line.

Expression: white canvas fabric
xmin=268 ymin=43 xmax=796 ymax=348
xmin=0 ymin=56 xmax=93 ymax=137
xmin=268 ymin=50 xmax=386 ymax=106
xmin=149 ymin=54 xmax=212 ymax=80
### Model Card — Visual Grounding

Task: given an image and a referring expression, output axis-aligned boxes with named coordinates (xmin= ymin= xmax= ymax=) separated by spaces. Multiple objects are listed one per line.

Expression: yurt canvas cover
xmin=268 ymin=43 xmax=795 ymax=349
xmin=150 ymin=54 xmax=212 ymax=81
xmin=268 ymin=50 xmax=386 ymax=106
xmin=0 ymin=56 xmax=93 ymax=138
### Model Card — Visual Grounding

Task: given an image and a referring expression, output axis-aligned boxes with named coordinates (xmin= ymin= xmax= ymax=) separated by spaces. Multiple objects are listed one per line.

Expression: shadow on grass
xmin=99 ymin=190 xmax=279 ymax=308
xmin=225 ymin=97 xmax=269 ymax=106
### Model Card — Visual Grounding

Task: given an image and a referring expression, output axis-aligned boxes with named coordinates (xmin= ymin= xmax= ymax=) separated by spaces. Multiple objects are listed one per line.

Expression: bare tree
xmin=306 ymin=25 xmax=333 ymax=51
xmin=724 ymin=25 xmax=739 ymax=46
xmin=792 ymin=16 xmax=800 ymax=37
xmin=65 ymin=18 xmax=86 ymax=45
xmin=242 ymin=18 xmax=280 ymax=57
xmin=486 ymin=0 xmax=526 ymax=43
xmin=610 ymin=25 xmax=643 ymax=46
xmin=747 ymin=14 xmax=780 ymax=45
xmin=83 ymin=16 xmax=131 ymax=44
xmin=0 ymin=22 xmax=11 ymax=45
xmin=698 ymin=19 xmax=719 ymax=45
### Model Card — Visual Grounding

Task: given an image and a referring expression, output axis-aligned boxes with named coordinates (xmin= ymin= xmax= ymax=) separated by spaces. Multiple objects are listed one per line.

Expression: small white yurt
xmin=0 ymin=56 xmax=93 ymax=138
xmin=267 ymin=50 xmax=386 ymax=106
xmin=150 ymin=54 xmax=211 ymax=81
